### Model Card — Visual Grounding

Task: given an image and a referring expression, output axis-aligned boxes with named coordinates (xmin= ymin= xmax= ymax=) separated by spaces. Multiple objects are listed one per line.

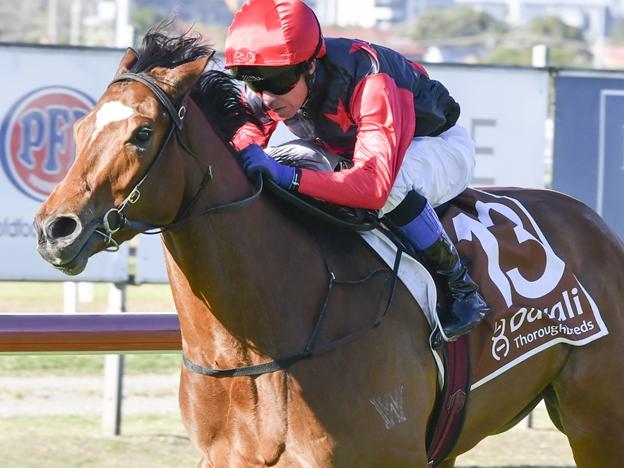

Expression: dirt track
xmin=456 ymin=421 xmax=575 ymax=467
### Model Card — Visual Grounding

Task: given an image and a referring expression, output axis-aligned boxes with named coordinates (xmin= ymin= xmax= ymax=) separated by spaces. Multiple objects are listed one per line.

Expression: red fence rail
xmin=0 ymin=313 xmax=181 ymax=353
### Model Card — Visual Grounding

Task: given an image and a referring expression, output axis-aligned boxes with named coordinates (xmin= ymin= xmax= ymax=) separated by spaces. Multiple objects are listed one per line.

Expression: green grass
xmin=0 ymin=281 xmax=64 ymax=304
xmin=0 ymin=282 xmax=175 ymax=313
xmin=0 ymin=281 xmax=196 ymax=466
xmin=0 ymin=353 xmax=182 ymax=376
xmin=0 ymin=414 xmax=197 ymax=468
xmin=0 ymin=280 xmax=181 ymax=376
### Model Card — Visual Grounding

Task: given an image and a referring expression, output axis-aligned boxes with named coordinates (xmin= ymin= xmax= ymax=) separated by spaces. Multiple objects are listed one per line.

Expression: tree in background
xmin=132 ymin=0 xmax=232 ymax=26
xmin=131 ymin=3 xmax=230 ymax=50
xmin=131 ymin=5 xmax=167 ymax=43
xmin=483 ymin=15 xmax=590 ymax=67
xmin=529 ymin=15 xmax=584 ymax=41
xmin=399 ymin=6 xmax=508 ymax=63
xmin=402 ymin=6 xmax=591 ymax=67
xmin=403 ymin=5 xmax=507 ymax=44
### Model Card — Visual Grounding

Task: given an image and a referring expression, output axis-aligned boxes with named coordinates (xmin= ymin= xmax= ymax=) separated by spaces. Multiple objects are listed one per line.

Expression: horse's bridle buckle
xmin=95 ymin=207 xmax=126 ymax=252
xmin=102 ymin=208 xmax=125 ymax=235
xmin=126 ymin=187 xmax=141 ymax=205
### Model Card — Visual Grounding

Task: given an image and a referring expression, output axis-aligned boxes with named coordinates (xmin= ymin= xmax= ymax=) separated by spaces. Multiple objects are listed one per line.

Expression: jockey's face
xmin=238 ymin=61 xmax=315 ymax=121
xmin=258 ymin=74 xmax=308 ymax=120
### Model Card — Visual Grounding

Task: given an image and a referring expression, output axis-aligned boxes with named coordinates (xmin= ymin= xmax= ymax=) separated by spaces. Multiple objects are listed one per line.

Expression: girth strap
xmin=182 ymin=236 xmax=403 ymax=378
xmin=182 ymin=353 xmax=309 ymax=378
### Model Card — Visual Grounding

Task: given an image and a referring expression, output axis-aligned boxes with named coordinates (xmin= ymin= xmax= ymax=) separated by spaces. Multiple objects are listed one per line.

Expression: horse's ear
xmin=114 ymin=48 xmax=139 ymax=78
xmin=151 ymin=53 xmax=213 ymax=101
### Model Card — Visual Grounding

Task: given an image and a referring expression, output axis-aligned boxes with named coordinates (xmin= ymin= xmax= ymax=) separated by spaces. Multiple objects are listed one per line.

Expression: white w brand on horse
xmin=33 ymin=0 xmax=624 ymax=466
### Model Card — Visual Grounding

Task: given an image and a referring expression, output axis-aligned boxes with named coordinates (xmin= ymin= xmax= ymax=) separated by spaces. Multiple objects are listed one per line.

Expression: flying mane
xmin=131 ymin=22 xmax=261 ymax=143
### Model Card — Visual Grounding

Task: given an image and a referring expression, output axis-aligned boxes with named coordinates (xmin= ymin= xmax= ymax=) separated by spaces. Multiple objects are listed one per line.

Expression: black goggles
xmin=232 ymin=65 xmax=304 ymax=95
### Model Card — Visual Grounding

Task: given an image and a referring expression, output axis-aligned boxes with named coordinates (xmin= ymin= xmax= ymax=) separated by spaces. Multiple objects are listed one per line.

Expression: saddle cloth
xmin=361 ymin=188 xmax=609 ymax=390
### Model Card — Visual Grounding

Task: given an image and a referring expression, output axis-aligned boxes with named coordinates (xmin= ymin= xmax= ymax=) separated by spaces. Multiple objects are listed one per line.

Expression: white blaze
xmin=91 ymin=101 xmax=134 ymax=142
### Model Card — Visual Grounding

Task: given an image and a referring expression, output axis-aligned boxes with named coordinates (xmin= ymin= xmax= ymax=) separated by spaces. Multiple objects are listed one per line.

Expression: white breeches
xmin=381 ymin=125 xmax=475 ymax=214
xmin=268 ymin=125 xmax=475 ymax=214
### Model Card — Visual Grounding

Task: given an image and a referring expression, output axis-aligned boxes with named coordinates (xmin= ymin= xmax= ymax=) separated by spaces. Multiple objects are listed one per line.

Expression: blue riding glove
xmin=240 ymin=144 xmax=298 ymax=190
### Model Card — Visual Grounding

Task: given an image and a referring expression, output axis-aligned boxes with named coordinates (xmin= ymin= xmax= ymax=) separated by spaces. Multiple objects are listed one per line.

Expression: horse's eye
xmin=134 ymin=126 xmax=153 ymax=144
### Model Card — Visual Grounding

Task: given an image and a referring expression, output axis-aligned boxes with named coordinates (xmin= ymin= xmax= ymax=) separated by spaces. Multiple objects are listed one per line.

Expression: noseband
xmin=95 ymin=71 xmax=263 ymax=250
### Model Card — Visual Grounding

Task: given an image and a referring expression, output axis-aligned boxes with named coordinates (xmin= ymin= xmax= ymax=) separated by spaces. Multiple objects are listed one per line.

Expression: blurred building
xmin=311 ymin=0 xmax=452 ymax=28
xmin=0 ymin=2 xmax=45 ymax=43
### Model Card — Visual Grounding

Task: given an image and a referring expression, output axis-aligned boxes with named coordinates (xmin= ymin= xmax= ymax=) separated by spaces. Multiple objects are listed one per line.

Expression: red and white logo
xmin=0 ymin=86 xmax=94 ymax=201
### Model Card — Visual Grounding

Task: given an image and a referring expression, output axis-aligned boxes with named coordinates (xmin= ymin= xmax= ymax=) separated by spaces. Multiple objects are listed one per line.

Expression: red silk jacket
xmin=232 ymin=37 xmax=460 ymax=210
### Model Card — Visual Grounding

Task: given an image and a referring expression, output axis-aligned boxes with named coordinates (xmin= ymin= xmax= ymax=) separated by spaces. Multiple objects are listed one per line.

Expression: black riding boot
xmin=421 ymin=232 xmax=490 ymax=341
xmin=385 ymin=190 xmax=490 ymax=342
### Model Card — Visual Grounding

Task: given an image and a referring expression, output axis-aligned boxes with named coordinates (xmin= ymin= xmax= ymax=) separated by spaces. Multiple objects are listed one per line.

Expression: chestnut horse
xmin=34 ymin=29 xmax=624 ymax=467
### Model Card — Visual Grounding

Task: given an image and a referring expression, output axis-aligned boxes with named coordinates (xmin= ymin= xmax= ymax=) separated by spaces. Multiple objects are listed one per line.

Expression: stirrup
xmin=431 ymin=328 xmax=445 ymax=349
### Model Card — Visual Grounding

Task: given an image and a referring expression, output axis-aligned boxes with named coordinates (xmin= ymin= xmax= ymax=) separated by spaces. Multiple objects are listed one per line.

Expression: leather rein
xmin=96 ymin=71 xmax=403 ymax=378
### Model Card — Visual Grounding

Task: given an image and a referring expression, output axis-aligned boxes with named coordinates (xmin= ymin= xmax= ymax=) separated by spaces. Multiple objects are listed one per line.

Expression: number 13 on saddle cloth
xmin=363 ymin=187 xmax=608 ymax=389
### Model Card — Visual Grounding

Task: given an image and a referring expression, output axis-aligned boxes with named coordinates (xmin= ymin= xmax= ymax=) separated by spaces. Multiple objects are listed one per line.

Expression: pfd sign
xmin=0 ymin=86 xmax=94 ymax=201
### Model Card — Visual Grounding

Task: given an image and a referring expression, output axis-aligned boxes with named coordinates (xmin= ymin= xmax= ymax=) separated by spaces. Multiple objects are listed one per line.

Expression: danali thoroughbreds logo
xmin=0 ymin=86 xmax=94 ymax=201
xmin=445 ymin=190 xmax=608 ymax=389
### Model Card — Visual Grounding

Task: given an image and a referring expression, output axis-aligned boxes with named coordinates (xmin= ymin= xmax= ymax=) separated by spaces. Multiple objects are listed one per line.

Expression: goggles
xmin=232 ymin=64 xmax=304 ymax=95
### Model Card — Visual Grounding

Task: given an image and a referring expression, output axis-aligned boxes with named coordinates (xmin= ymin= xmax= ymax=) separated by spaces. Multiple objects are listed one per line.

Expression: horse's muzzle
xmin=34 ymin=213 xmax=94 ymax=275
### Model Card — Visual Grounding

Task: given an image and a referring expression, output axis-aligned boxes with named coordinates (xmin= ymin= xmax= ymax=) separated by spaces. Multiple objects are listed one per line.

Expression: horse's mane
xmin=134 ymin=21 xmax=261 ymax=144
xmin=131 ymin=21 xmax=213 ymax=75
xmin=192 ymin=71 xmax=262 ymax=143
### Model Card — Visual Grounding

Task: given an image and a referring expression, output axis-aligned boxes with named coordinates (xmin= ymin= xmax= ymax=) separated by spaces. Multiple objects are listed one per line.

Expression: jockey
xmin=224 ymin=0 xmax=490 ymax=341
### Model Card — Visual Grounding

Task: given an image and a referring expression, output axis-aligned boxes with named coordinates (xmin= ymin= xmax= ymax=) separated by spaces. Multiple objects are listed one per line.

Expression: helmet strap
xmin=301 ymin=59 xmax=318 ymax=107
xmin=301 ymin=16 xmax=324 ymax=107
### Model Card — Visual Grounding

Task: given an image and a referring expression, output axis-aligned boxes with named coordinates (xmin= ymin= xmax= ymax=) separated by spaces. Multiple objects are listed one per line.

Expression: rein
xmin=97 ymin=70 xmax=404 ymax=378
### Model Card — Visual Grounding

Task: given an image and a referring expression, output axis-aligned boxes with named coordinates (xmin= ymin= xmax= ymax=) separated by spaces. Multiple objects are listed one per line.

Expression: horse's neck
xmin=162 ymin=106 xmax=325 ymax=368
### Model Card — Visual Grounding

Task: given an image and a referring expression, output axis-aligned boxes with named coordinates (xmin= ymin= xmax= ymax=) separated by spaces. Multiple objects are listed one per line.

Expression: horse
xmin=34 ymin=28 xmax=624 ymax=467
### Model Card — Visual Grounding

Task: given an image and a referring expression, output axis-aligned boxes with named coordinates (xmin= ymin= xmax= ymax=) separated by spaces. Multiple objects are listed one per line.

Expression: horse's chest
xmin=180 ymin=369 xmax=296 ymax=465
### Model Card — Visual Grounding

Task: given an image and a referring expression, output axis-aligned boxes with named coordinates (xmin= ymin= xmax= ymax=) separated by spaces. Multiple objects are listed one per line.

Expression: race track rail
xmin=0 ymin=313 xmax=181 ymax=353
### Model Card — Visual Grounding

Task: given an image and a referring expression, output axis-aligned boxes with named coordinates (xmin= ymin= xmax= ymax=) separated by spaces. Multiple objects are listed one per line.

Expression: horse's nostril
xmin=33 ymin=221 xmax=44 ymax=243
xmin=46 ymin=216 xmax=79 ymax=240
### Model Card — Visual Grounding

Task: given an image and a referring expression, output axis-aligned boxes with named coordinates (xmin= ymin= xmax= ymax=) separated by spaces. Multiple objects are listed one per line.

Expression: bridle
xmin=94 ymin=70 xmax=263 ymax=251
xmin=93 ymin=69 xmax=403 ymax=378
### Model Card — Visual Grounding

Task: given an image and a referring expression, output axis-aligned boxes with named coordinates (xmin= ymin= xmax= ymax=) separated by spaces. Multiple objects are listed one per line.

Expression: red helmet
xmin=224 ymin=0 xmax=326 ymax=68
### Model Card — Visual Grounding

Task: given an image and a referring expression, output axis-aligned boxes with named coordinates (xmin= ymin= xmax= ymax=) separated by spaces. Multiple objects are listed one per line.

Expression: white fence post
xmin=102 ymin=282 xmax=126 ymax=436
xmin=63 ymin=282 xmax=78 ymax=313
